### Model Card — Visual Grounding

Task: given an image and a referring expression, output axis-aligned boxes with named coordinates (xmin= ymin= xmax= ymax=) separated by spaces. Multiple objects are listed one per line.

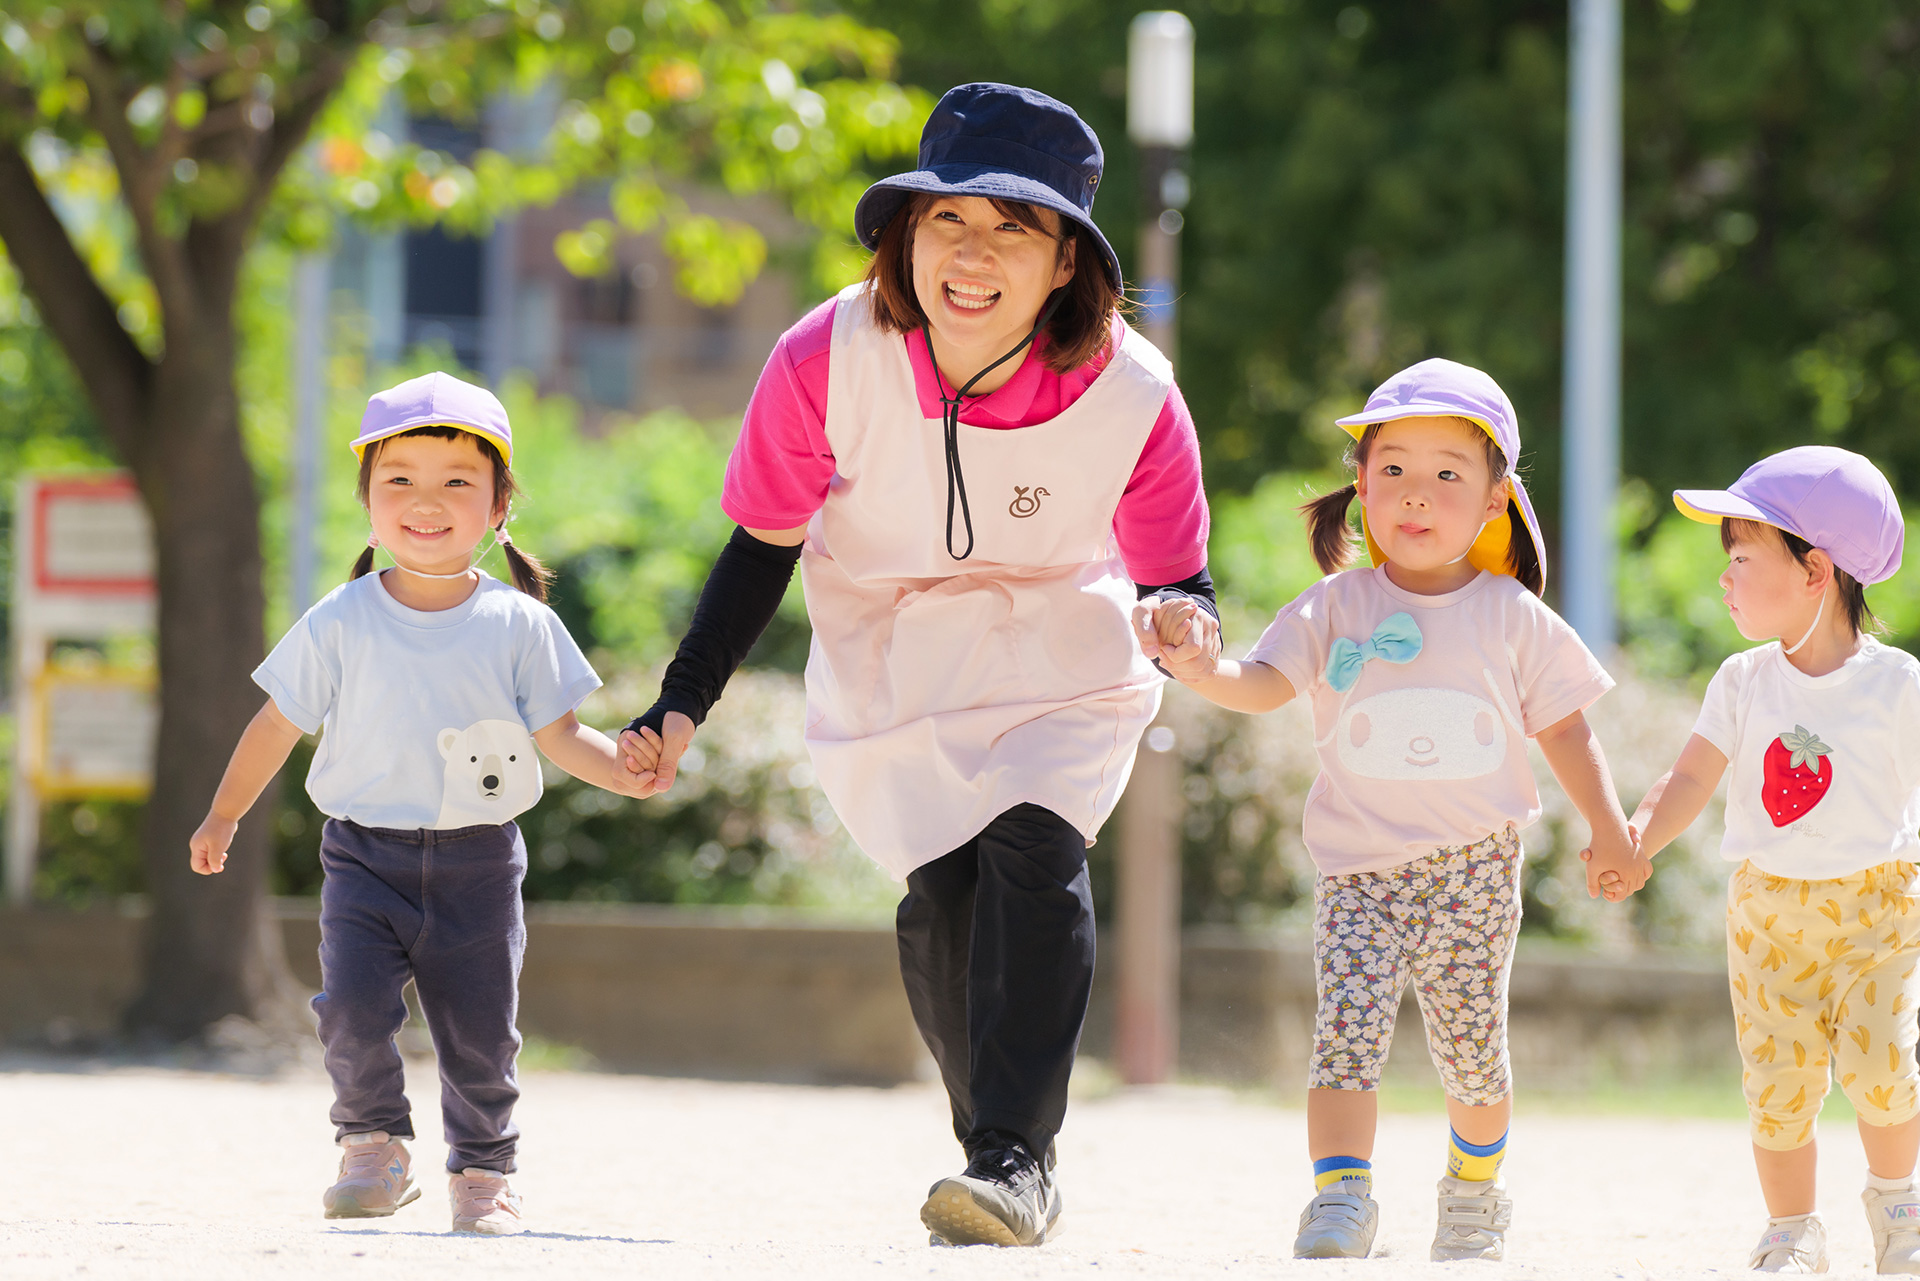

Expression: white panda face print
xmin=1333 ymin=686 xmax=1508 ymax=781
xmin=434 ymin=718 xmax=543 ymax=828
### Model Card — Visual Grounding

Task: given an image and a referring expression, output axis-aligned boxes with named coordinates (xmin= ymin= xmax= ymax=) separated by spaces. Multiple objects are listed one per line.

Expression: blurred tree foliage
xmin=843 ymin=0 xmax=1920 ymax=569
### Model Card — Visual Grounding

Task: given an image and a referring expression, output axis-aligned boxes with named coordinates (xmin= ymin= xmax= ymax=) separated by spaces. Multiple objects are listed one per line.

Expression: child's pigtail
xmin=1506 ymin=500 xmax=1544 ymax=596
xmin=350 ymin=541 xmax=377 ymax=581
xmin=497 ymin=524 xmax=554 ymax=602
xmin=1300 ymin=483 xmax=1361 ymax=576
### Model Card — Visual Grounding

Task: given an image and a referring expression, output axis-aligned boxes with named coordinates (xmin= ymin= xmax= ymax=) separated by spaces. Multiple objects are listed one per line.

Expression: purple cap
xmin=1674 ymin=445 xmax=1904 ymax=585
xmin=353 ymin=371 xmax=512 ymax=465
xmin=1335 ymin=358 xmax=1546 ymax=585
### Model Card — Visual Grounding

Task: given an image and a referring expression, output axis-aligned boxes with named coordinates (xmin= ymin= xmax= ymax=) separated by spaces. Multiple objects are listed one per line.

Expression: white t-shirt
xmin=1692 ymin=639 xmax=1920 ymax=879
xmin=1246 ymin=567 xmax=1613 ymax=875
xmin=255 ymin=571 xmax=600 ymax=831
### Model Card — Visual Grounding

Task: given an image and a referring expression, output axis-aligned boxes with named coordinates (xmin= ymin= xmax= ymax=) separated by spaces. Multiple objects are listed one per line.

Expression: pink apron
xmin=802 ymin=283 xmax=1171 ymax=878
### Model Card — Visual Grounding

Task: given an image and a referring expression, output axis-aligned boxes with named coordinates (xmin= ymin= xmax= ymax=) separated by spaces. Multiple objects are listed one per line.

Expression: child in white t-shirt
xmin=1624 ymin=446 xmax=1919 ymax=1274
xmin=187 ymin=372 xmax=643 ymax=1235
xmin=1141 ymin=359 xmax=1643 ymax=1263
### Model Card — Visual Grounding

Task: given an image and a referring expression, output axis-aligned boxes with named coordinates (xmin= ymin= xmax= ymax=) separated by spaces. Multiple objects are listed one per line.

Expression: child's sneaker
xmin=449 ymin=1168 xmax=525 ymax=1235
xmin=1430 ymin=1175 xmax=1511 ymax=1261
xmin=1865 ymin=1187 xmax=1920 ymax=1274
xmin=919 ymin=1132 xmax=1061 ymax=1247
xmin=1748 ymin=1213 xmax=1829 ymax=1273
xmin=1293 ymin=1179 xmax=1378 ymax=1258
xmin=322 ymin=1131 xmax=421 ymax=1219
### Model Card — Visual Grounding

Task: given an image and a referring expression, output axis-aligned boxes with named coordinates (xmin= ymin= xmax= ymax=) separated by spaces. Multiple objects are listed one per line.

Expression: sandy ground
xmin=0 ymin=1054 xmax=1899 ymax=1280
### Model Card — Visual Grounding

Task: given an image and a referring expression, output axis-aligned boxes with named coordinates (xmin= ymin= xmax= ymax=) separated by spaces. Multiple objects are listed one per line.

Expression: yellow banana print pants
xmin=1729 ymin=859 xmax=1920 ymax=1151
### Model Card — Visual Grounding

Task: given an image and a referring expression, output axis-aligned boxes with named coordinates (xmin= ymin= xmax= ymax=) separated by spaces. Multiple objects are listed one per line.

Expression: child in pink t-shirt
xmin=1143 ymin=359 xmax=1643 ymax=1263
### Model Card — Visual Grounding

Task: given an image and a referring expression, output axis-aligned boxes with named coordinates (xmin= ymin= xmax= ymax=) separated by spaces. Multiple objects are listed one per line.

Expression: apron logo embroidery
xmin=1009 ymin=485 xmax=1049 ymax=517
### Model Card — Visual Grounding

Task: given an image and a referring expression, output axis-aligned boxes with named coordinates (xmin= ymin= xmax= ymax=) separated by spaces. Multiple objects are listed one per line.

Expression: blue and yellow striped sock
xmin=1312 ymin=1155 xmax=1372 ymax=1191
xmin=1446 ymin=1129 xmax=1506 ymax=1183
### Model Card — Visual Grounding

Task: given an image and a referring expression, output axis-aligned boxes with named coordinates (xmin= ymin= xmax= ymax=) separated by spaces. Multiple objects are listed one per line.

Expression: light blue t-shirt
xmin=255 ymin=570 xmax=600 ymax=831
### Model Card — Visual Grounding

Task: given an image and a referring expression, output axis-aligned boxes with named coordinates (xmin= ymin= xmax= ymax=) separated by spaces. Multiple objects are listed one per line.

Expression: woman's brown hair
xmin=351 ymin=425 xmax=555 ymax=601
xmin=863 ymin=192 xmax=1118 ymax=373
xmin=1719 ymin=517 xmax=1882 ymax=638
xmin=1300 ymin=418 xmax=1544 ymax=596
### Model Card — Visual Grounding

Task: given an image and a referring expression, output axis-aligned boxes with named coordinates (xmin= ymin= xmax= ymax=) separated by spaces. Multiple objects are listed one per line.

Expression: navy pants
xmin=314 ymin=818 xmax=527 ymax=1173
xmin=895 ymin=804 xmax=1095 ymax=1165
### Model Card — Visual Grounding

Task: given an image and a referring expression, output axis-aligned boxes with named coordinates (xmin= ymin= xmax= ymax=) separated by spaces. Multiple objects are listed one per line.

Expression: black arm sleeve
xmin=624 ymin=527 xmax=802 ymax=738
xmin=1134 ymin=565 xmax=1220 ymax=679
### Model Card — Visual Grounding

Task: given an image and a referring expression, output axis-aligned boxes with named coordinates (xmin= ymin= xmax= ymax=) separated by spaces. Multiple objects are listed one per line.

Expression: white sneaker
xmin=1431 ymin=1175 xmax=1511 ymax=1261
xmin=449 ymin=1167 xmax=525 ymax=1235
xmin=1749 ymin=1213 xmax=1829 ymax=1273
xmin=1293 ymin=1179 xmax=1378 ymax=1259
xmin=1865 ymin=1186 xmax=1920 ymax=1274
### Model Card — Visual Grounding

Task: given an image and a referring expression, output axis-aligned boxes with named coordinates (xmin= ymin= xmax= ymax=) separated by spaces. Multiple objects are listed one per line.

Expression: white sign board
xmin=8 ymin=473 xmax=158 ymax=902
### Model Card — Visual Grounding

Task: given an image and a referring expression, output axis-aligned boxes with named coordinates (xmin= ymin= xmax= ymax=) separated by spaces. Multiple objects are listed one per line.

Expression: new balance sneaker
xmin=449 ymin=1167 xmax=525 ymax=1235
xmin=1431 ymin=1175 xmax=1512 ymax=1262
xmin=1865 ymin=1186 xmax=1920 ymax=1275
xmin=1749 ymin=1213 xmax=1829 ymax=1273
xmin=1293 ymin=1179 xmax=1379 ymax=1259
xmin=322 ymin=1131 xmax=420 ymax=1219
xmin=919 ymin=1133 xmax=1061 ymax=1247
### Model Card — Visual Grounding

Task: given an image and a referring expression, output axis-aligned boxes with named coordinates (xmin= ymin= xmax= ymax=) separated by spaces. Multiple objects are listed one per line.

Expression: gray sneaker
xmin=1294 ymin=1179 xmax=1379 ymax=1259
xmin=919 ymin=1133 xmax=1061 ymax=1247
xmin=1748 ymin=1213 xmax=1828 ymax=1273
xmin=1864 ymin=1188 xmax=1920 ymax=1275
xmin=1431 ymin=1175 xmax=1512 ymax=1261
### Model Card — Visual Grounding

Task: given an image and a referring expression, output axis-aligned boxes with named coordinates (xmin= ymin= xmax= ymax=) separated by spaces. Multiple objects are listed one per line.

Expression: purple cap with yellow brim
xmin=1673 ymin=445 xmax=1903 ymax=586
xmin=352 ymin=371 xmax=512 ymax=466
xmin=1334 ymin=357 xmax=1547 ymax=586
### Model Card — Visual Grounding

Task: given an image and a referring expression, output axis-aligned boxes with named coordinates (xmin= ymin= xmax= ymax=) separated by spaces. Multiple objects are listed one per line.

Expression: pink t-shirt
xmin=1246 ymin=567 xmax=1613 ymax=875
xmin=721 ymin=299 xmax=1210 ymax=584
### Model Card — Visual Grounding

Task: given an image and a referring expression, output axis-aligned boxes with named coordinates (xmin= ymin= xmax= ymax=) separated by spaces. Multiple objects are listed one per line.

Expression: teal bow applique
xmin=1326 ymin=612 xmax=1423 ymax=693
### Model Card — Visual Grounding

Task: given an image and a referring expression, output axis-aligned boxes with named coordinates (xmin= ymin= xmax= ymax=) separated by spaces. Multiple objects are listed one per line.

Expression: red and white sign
xmin=30 ymin=476 xmax=154 ymax=597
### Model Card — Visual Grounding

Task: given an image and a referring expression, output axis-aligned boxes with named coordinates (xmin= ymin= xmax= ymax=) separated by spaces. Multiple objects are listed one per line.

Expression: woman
xmin=618 ymin=82 xmax=1219 ymax=1247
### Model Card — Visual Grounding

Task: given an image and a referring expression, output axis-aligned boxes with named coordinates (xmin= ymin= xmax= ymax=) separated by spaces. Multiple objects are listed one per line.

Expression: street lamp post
xmin=1561 ymin=0 xmax=1621 ymax=651
xmin=1116 ymin=9 xmax=1194 ymax=1088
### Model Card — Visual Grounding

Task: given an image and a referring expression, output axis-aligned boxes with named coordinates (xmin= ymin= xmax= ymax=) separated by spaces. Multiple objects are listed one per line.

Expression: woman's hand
xmin=1132 ymin=596 xmax=1221 ymax=683
xmin=616 ymin=712 xmax=698 ymax=798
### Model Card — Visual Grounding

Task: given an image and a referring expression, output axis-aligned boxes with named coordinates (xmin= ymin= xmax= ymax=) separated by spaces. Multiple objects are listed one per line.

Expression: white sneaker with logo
xmin=1749 ymin=1213 xmax=1829 ymax=1273
xmin=1293 ymin=1179 xmax=1379 ymax=1259
xmin=1431 ymin=1175 xmax=1512 ymax=1261
xmin=1866 ymin=1185 xmax=1920 ymax=1275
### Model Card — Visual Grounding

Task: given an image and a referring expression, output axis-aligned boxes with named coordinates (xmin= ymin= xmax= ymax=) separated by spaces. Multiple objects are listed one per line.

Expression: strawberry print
xmin=1761 ymin=725 xmax=1834 ymax=827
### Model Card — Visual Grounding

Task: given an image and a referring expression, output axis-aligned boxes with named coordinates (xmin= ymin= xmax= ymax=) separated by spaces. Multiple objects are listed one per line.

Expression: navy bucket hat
xmin=854 ymin=83 xmax=1123 ymax=291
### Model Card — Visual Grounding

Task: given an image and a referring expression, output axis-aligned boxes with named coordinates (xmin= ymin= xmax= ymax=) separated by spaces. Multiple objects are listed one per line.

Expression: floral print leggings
xmin=1310 ymin=825 xmax=1522 ymax=1104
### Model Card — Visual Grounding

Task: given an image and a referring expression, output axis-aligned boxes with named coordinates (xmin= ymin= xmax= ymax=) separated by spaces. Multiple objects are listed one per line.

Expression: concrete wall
xmin=0 ymin=903 xmax=1740 ymax=1088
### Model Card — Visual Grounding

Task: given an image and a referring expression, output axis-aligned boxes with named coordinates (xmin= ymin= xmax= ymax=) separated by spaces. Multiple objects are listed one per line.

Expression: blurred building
xmin=329 ymin=99 xmax=799 ymax=419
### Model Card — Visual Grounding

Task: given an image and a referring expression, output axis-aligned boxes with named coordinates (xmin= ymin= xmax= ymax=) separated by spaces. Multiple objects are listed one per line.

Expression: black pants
xmin=313 ymin=818 xmax=527 ymax=1173
xmin=896 ymin=803 xmax=1095 ymax=1163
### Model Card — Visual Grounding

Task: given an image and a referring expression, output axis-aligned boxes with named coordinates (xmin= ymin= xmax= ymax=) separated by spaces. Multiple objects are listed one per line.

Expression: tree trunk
xmin=121 ymin=332 xmax=301 ymax=1040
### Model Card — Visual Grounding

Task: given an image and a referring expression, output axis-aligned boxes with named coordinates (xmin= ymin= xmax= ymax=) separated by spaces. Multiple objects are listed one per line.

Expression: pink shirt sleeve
xmin=1511 ymin=593 xmax=1615 ymax=735
xmin=1115 ymin=381 xmax=1209 ymax=584
xmin=720 ymin=299 xmax=838 ymax=531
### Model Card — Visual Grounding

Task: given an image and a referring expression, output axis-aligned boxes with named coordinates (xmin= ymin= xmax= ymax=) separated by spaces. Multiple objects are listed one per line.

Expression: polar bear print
xmin=434 ymin=719 xmax=542 ymax=828
xmin=1333 ymin=687 xmax=1510 ymax=782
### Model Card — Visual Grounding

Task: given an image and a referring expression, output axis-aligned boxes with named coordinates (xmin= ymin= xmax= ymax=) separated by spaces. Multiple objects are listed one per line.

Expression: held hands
xmin=188 ymin=812 xmax=238 ymax=875
xmin=615 ymin=711 xmax=697 ymax=799
xmin=1579 ymin=823 xmax=1651 ymax=903
xmin=1131 ymin=596 xmax=1221 ymax=684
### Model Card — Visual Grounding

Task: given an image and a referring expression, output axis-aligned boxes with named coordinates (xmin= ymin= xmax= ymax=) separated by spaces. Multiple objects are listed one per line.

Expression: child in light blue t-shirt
xmin=189 ymin=372 xmax=643 ymax=1235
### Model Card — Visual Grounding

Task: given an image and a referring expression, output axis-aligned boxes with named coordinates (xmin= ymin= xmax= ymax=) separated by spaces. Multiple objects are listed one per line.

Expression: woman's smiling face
xmin=1354 ymin=415 xmax=1509 ymax=592
xmin=910 ymin=196 xmax=1076 ymax=351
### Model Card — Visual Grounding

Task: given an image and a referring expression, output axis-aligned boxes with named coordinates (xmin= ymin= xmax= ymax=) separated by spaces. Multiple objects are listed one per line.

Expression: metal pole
xmin=1117 ymin=9 xmax=1194 ymax=1087
xmin=292 ymin=253 xmax=328 ymax=614
xmin=1561 ymin=0 xmax=1621 ymax=649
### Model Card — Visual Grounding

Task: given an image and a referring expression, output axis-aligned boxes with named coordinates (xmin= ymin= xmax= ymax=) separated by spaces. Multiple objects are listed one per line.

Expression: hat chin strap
xmin=1783 ymin=593 xmax=1826 ymax=657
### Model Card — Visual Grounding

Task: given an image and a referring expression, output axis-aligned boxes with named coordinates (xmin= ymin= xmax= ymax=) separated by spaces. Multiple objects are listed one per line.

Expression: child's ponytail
xmin=496 ymin=525 xmax=554 ymax=603
xmin=1505 ymin=499 xmax=1544 ymax=596
xmin=1300 ymin=484 xmax=1362 ymax=576
xmin=350 ymin=542 xmax=377 ymax=581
